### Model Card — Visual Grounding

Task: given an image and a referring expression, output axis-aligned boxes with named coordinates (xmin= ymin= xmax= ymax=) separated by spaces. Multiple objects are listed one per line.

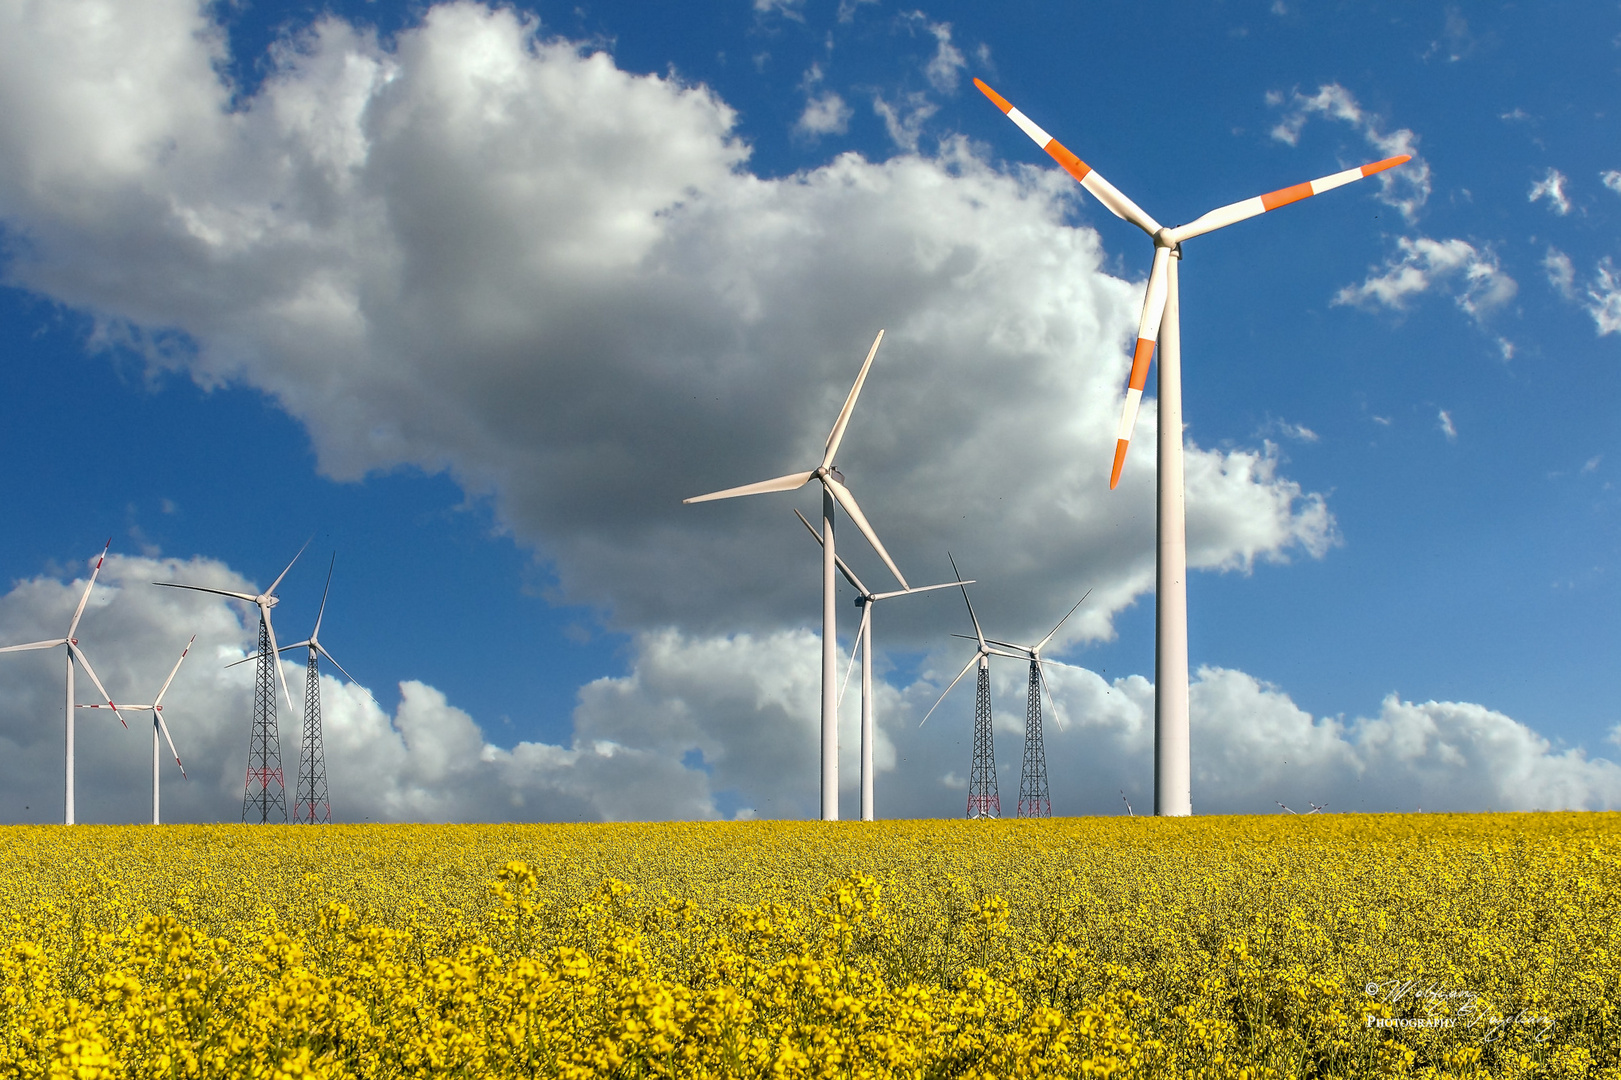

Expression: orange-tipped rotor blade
xmin=1110 ymin=247 xmax=1172 ymax=489
xmin=975 ymin=78 xmax=1160 ymax=236
xmin=1170 ymin=155 xmax=1411 ymax=242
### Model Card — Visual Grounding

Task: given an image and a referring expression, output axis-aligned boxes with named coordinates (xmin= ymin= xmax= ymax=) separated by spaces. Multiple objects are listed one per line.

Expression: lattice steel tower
xmin=967 ymin=659 xmax=1000 ymax=818
xmin=242 ymin=615 xmax=289 ymax=823
xmin=296 ymin=646 xmax=330 ymax=823
xmin=1017 ymin=659 xmax=1050 ymax=817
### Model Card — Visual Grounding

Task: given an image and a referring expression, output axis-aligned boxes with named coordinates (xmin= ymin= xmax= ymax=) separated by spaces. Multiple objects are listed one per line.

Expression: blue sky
xmin=0 ymin=0 xmax=1618 ymax=822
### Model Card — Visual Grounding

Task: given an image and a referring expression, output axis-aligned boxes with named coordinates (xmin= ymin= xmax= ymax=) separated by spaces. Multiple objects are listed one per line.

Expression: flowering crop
xmin=0 ymin=813 xmax=1616 ymax=1078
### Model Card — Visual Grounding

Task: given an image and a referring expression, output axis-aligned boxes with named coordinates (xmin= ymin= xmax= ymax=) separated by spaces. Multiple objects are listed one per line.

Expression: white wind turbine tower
xmin=976 ymin=78 xmax=1409 ymax=816
xmin=686 ymin=330 xmax=907 ymax=821
xmin=793 ymin=508 xmax=968 ymax=822
xmin=79 ymin=636 xmax=193 ymax=825
xmin=0 ymin=540 xmax=130 ymax=824
xmin=155 ymin=541 xmax=308 ymax=823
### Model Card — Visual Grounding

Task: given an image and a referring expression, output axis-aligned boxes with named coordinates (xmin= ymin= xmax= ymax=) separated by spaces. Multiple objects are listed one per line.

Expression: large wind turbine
xmin=976 ymin=78 xmax=1409 ymax=816
xmin=78 ymin=636 xmax=193 ymax=825
xmin=155 ymin=541 xmax=307 ymax=823
xmin=0 ymin=541 xmax=130 ymax=824
xmin=686 ymin=330 xmax=906 ymax=821
xmin=233 ymin=554 xmax=371 ymax=824
xmin=793 ymin=509 xmax=966 ymax=822
xmin=971 ymin=591 xmax=1091 ymax=817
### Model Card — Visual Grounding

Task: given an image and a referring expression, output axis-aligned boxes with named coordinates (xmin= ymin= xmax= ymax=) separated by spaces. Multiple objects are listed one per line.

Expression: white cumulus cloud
xmin=1528 ymin=168 xmax=1572 ymax=215
xmin=1333 ymin=236 xmax=1516 ymax=324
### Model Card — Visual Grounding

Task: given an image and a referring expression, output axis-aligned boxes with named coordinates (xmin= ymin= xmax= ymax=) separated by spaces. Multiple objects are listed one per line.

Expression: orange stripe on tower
xmin=1362 ymin=154 xmax=1411 ymax=176
xmin=1044 ymin=140 xmax=1093 ymax=184
xmin=1109 ymin=440 xmax=1130 ymax=490
xmin=1261 ymin=181 xmax=1314 ymax=211
xmin=973 ymin=78 xmax=1013 ymax=114
xmin=1128 ymin=338 xmax=1155 ymax=390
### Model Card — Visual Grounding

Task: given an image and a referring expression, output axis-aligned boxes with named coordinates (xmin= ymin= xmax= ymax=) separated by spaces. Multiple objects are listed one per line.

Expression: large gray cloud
xmin=0 ymin=0 xmax=1332 ymax=657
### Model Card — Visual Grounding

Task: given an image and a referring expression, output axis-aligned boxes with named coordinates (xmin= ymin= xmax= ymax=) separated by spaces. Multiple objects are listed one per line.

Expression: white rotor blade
xmin=1111 ymin=247 xmax=1171 ymax=491
xmin=312 ymin=553 xmax=335 ymax=641
xmin=0 ymin=638 xmax=66 ymax=654
xmin=824 ymin=478 xmax=907 ymax=590
xmin=869 ymin=579 xmax=972 ymax=602
xmin=975 ymin=79 xmax=1161 ymax=235
xmin=945 ymin=553 xmax=985 ymax=649
xmin=267 ymin=537 xmax=312 ymax=597
xmin=314 ymin=643 xmax=380 ymax=709
xmin=153 ymin=581 xmax=259 ymax=605
xmin=155 ymin=712 xmax=187 ymax=779
xmin=1036 ymin=589 xmax=1092 ymax=654
xmin=1037 ymin=660 xmax=1066 ymax=733
xmin=259 ymin=605 xmax=301 ymax=723
xmin=821 ymin=330 xmax=885 ymax=470
xmin=67 ymin=539 xmax=111 ymax=639
xmin=228 ymin=639 xmax=310 ymax=668
xmin=685 ymin=470 xmax=815 ymax=504
xmin=1168 ymin=154 xmax=1412 ymax=243
xmin=151 ymin=636 xmax=195 ymax=709
xmin=920 ymin=652 xmax=979 ymax=727
xmin=78 ymin=702 xmax=153 ymax=710
xmin=976 ymin=634 xmax=1033 ymax=654
xmin=837 ymin=603 xmax=870 ymax=709
xmin=68 ymin=643 xmax=129 ymax=729
xmin=793 ymin=508 xmax=869 ymax=595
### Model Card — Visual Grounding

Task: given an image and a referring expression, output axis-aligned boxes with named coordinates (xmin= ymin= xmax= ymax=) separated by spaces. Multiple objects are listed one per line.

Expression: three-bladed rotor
xmin=974 ymin=77 xmax=1409 ymax=489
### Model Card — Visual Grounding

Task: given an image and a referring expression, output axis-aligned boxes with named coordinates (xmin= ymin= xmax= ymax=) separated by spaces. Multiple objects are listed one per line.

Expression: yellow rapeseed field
xmin=0 ymin=814 xmax=1616 ymax=1079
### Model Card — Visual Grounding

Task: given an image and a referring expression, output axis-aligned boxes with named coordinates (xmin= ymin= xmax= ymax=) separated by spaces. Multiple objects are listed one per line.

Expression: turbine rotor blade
xmin=312 ymin=553 xmax=335 ymax=642
xmin=1112 ymin=247 xmax=1172 ymax=490
xmin=1036 ymin=589 xmax=1092 ymax=654
xmin=0 ymin=638 xmax=66 ymax=654
xmin=267 ymin=536 xmax=312 ymax=598
xmin=974 ymin=79 xmax=1161 ymax=235
xmin=69 ymin=643 xmax=129 ymax=729
xmin=67 ymin=539 xmax=112 ymax=639
xmin=793 ymin=508 xmax=869 ymax=595
xmin=869 ymin=579 xmax=971 ymax=602
xmin=920 ymin=652 xmax=979 ymax=727
xmin=153 ymin=582 xmax=259 ymax=605
xmin=822 ymin=330 xmax=885 ymax=470
xmin=946 ymin=553 xmax=985 ymax=649
xmin=824 ymin=478 xmax=907 ymax=590
xmin=837 ymin=603 xmax=869 ymax=709
xmin=1037 ymin=660 xmax=1066 ymax=733
xmin=155 ymin=712 xmax=187 ymax=779
xmin=1169 ymin=154 xmax=1412 ymax=243
xmin=151 ymin=635 xmax=195 ymax=708
xmin=313 ymin=642 xmax=379 ymax=708
xmin=684 ymin=470 xmax=815 ymax=504
xmin=260 ymin=605 xmax=300 ymax=723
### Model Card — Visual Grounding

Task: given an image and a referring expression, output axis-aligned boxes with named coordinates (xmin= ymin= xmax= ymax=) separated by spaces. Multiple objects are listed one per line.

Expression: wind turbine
xmin=685 ymin=330 xmax=907 ymax=822
xmin=975 ymin=78 xmax=1409 ymax=816
xmin=78 ymin=636 xmax=193 ymax=825
xmin=155 ymin=540 xmax=308 ymax=823
xmin=793 ymin=509 xmax=967 ymax=822
xmin=0 ymin=540 xmax=130 ymax=825
xmin=970 ymin=590 xmax=1091 ymax=817
xmin=921 ymin=555 xmax=1018 ymax=819
xmin=232 ymin=554 xmax=371 ymax=824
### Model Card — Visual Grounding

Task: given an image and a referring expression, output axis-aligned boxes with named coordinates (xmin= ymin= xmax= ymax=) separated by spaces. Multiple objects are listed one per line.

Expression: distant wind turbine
xmin=79 ymin=636 xmax=193 ymax=825
xmin=970 ymin=589 xmax=1091 ymax=817
xmin=233 ymin=554 xmax=372 ymax=824
xmin=686 ymin=331 xmax=906 ymax=821
xmin=156 ymin=540 xmax=308 ymax=823
xmin=921 ymin=556 xmax=1019 ymax=819
xmin=0 ymin=540 xmax=130 ymax=824
xmin=976 ymin=77 xmax=1409 ymax=816
xmin=793 ymin=508 xmax=966 ymax=821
